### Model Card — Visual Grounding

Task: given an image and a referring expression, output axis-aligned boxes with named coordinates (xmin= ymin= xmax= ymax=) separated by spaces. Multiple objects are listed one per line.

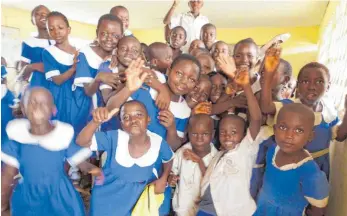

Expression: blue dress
xmin=21 ymin=37 xmax=55 ymax=88
xmin=90 ymin=129 xmax=174 ymax=216
xmin=43 ymin=45 xmax=76 ymax=125
xmin=1 ymin=65 xmax=8 ymax=80
xmin=1 ymin=119 xmax=92 ymax=216
xmin=72 ymin=45 xmax=104 ymax=134
xmin=254 ymin=145 xmax=329 ymax=216
xmin=1 ymin=85 xmax=19 ymax=142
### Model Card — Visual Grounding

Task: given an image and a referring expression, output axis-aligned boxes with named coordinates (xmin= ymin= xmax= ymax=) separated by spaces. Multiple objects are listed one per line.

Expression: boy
xmin=148 ymin=42 xmax=173 ymax=74
xmin=110 ymin=6 xmax=133 ymax=36
xmin=188 ymin=39 xmax=206 ymax=54
xmin=170 ymin=26 xmax=187 ymax=60
xmin=200 ymin=23 xmax=217 ymax=51
xmin=197 ymin=53 xmax=215 ymax=75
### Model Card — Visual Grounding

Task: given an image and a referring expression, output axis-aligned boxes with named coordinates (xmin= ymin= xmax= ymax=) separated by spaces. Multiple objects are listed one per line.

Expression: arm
xmin=51 ymin=66 xmax=76 ymax=85
xmin=83 ymin=79 xmax=102 ymax=96
xmin=211 ymin=95 xmax=247 ymax=115
xmin=76 ymin=119 xmax=100 ymax=147
xmin=1 ymin=165 xmax=18 ymax=214
xmin=166 ymin=126 xmax=183 ymax=151
xmin=163 ymin=0 xmax=178 ymax=25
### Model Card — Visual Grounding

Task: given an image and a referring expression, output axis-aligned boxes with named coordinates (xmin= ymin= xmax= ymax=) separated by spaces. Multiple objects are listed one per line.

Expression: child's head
xmin=281 ymin=77 xmax=296 ymax=99
xmin=208 ymin=72 xmax=227 ymax=103
xmin=197 ymin=53 xmax=215 ymax=75
xmin=188 ymin=113 xmax=214 ymax=151
xmin=188 ymin=0 xmax=204 ymax=14
xmin=189 ymin=39 xmax=206 ymax=54
xmin=233 ymin=38 xmax=258 ymax=70
xmin=186 ymin=74 xmax=212 ymax=108
xmin=110 ymin=6 xmax=129 ymax=31
xmin=219 ymin=114 xmax=247 ymax=150
xmin=46 ymin=12 xmax=70 ymax=44
xmin=190 ymin=48 xmax=210 ymax=57
xmin=23 ymin=87 xmax=56 ymax=125
xmin=200 ymin=23 xmax=217 ymax=50
xmin=148 ymin=42 xmax=173 ymax=74
xmin=120 ymin=100 xmax=150 ymax=137
xmin=170 ymin=26 xmax=187 ymax=50
xmin=117 ymin=36 xmax=141 ymax=67
xmin=212 ymin=41 xmax=229 ymax=60
xmin=31 ymin=5 xmax=50 ymax=30
xmin=274 ymin=103 xmax=315 ymax=154
xmin=167 ymin=54 xmax=201 ymax=96
xmin=96 ymin=14 xmax=124 ymax=53
xmin=141 ymin=43 xmax=149 ymax=62
xmin=297 ymin=62 xmax=330 ymax=106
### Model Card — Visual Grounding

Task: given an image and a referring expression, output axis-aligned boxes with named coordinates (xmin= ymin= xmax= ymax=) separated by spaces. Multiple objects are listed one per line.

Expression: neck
xmin=30 ymin=121 xmax=54 ymax=136
xmin=55 ymin=40 xmax=72 ymax=52
xmin=192 ymin=145 xmax=211 ymax=158
xmin=191 ymin=11 xmax=200 ymax=18
xmin=300 ymin=99 xmax=321 ymax=112
xmin=93 ymin=46 xmax=111 ymax=59
xmin=129 ymin=133 xmax=148 ymax=146
xmin=37 ymin=29 xmax=50 ymax=39
xmin=169 ymin=87 xmax=180 ymax=102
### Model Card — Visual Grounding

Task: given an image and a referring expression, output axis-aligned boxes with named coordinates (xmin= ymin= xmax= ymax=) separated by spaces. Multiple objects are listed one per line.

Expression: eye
xmin=176 ymin=71 xmax=183 ymax=77
xmin=300 ymin=80 xmax=309 ymax=84
xmin=136 ymin=113 xmax=143 ymax=117
xmin=203 ymin=133 xmax=209 ymax=136
xmin=192 ymin=133 xmax=197 ymax=137
xmin=316 ymin=80 xmax=324 ymax=84
xmin=122 ymin=115 xmax=129 ymax=121
xmin=279 ymin=125 xmax=286 ymax=130
xmin=189 ymin=78 xmax=196 ymax=84
xmin=231 ymin=131 xmax=236 ymax=135
xmin=295 ymin=128 xmax=304 ymax=134
xmin=112 ymin=34 xmax=122 ymax=39
xmin=234 ymin=54 xmax=241 ymax=58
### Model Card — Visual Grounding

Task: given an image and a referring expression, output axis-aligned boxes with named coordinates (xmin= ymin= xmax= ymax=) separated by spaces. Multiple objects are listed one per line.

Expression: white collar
xmin=24 ymin=37 xmax=55 ymax=48
xmin=272 ymin=146 xmax=313 ymax=171
xmin=6 ymin=119 xmax=74 ymax=151
xmin=45 ymin=45 xmax=75 ymax=66
xmin=1 ymin=84 xmax=8 ymax=99
xmin=186 ymin=11 xmax=203 ymax=18
xmin=80 ymin=45 xmax=103 ymax=69
xmin=115 ymin=129 xmax=163 ymax=167
xmin=169 ymin=96 xmax=191 ymax=119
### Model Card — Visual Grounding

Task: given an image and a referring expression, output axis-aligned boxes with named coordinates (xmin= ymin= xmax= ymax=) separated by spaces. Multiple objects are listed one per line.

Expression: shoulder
xmin=44 ymin=45 xmax=74 ymax=66
xmin=169 ymin=97 xmax=191 ymax=119
xmin=79 ymin=45 xmax=103 ymax=69
xmin=175 ymin=143 xmax=192 ymax=154
xmin=23 ymin=37 xmax=52 ymax=48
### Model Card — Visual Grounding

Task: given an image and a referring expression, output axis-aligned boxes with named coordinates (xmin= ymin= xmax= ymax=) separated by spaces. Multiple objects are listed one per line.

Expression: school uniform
xmin=89 ymin=129 xmax=174 ymax=216
xmin=21 ymin=37 xmax=55 ymax=88
xmin=254 ymin=146 xmax=329 ymax=216
xmin=172 ymin=143 xmax=218 ymax=216
xmin=1 ymin=119 xmax=91 ymax=216
xmin=1 ymin=84 xmax=19 ymax=142
xmin=43 ymin=45 xmax=75 ymax=125
xmin=1 ymin=65 xmax=8 ymax=80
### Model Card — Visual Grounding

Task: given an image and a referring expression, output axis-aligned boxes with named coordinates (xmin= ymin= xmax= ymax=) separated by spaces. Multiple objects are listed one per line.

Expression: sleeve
xmin=66 ymin=141 xmax=92 ymax=167
xmin=20 ymin=41 xmax=32 ymax=63
xmin=175 ymin=118 xmax=189 ymax=138
xmin=1 ymin=140 xmax=20 ymax=169
xmin=74 ymin=53 xmax=94 ymax=87
xmin=90 ymin=130 xmax=116 ymax=152
xmin=98 ymin=61 xmax=113 ymax=90
xmin=43 ymin=50 xmax=60 ymax=80
xmin=171 ymin=149 xmax=182 ymax=175
xmin=160 ymin=140 xmax=174 ymax=163
xmin=1 ymin=65 xmax=8 ymax=79
xmin=240 ymin=129 xmax=259 ymax=155
xmin=302 ymin=163 xmax=330 ymax=208
xmin=169 ymin=13 xmax=182 ymax=29
xmin=154 ymin=71 xmax=167 ymax=84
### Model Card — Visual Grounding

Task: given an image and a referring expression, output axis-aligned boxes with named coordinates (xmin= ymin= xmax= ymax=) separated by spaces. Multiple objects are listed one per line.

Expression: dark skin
xmin=163 ymin=0 xmax=204 ymax=25
xmin=47 ymin=15 xmax=78 ymax=86
xmin=210 ymin=73 xmax=227 ymax=104
xmin=233 ymin=42 xmax=258 ymax=85
xmin=170 ymin=28 xmax=187 ymax=60
xmin=197 ymin=54 xmax=215 ymax=75
xmin=185 ymin=75 xmax=212 ymax=109
xmin=188 ymin=39 xmax=206 ymax=54
xmin=201 ymin=26 xmax=216 ymax=51
xmin=148 ymin=44 xmax=173 ymax=74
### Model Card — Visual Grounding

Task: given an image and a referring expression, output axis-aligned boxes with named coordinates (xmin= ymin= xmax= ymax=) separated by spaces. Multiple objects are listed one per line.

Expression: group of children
xmin=1 ymin=2 xmax=347 ymax=216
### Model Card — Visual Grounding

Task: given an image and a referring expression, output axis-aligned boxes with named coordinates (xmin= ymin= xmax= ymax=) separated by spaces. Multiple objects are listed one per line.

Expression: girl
xmin=1 ymin=81 xmax=19 ymax=142
xmin=20 ymin=5 xmax=55 ymax=88
xmin=261 ymin=46 xmax=347 ymax=179
xmin=43 ymin=11 xmax=78 ymax=125
xmin=76 ymin=59 xmax=174 ymax=216
xmin=1 ymin=87 xmax=102 ymax=216
xmin=185 ymin=74 xmax=212 ymax=110
xmin=254 ymin=103 xmax=330 ymax=216
xmin=72 ymin=14 xmax=123 ymax=134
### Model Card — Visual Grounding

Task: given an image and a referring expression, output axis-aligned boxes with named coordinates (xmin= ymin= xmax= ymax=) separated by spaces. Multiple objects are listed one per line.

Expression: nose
xmin=197 ymin=134 xmax=204 ymax=142
xmin=285 ymin=129 xmax=294 ymax=139
xmin=241 ymin=55 xmax=248 ymax=64
xmin=307 ymin=81 xmax=316 ymax=90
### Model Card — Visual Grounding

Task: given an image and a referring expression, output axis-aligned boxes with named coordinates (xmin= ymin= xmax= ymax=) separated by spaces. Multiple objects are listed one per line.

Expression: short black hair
xmin=118 ymin=36 xmax=140 ymax=48
xmin=171 ymin=26 xmax=187 ymax=40
xmin=220 ymin=114 xmax=247 ymax=134
xmin=120 ymin=100 xmax=148 ymax=117
xmin=208 ymin=71 xmax=228 ymax=81
xmin=297 ymin=62 xmax=330 ymax=81
xmin=279 ymin=59 xmax=292 ymax=77
xmin=110 ymin=5 xmax=128 ymax=14
xmin=47 ymin=11 xmax=70 ymax=27
xmin=148 ymin=42 xmax=170 ymax=61
xmin=201 ymin=23 xmax=216 ymax=32
xmin=170 ymin=54 xmax=201 ymax=76
xmin=97 ymin=14 xmax=123 ymax=35
xmin=277 ymin=103 xmax=315 ymax=127
xmin=233 ymin=38 xmax=258 ymax=55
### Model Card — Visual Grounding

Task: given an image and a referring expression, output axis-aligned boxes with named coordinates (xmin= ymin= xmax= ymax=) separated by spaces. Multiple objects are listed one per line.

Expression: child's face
xmin=170 ymin=28 xmax=187 ymax=50
xmin=117 ymin=38 xmax=141 ymax=67
xmin=197 ymin=54 xmax=215 ymax=75
xmin=212 ymin=43 xmax=229 ymax=60
xmin=26 ymin=90 xmax=54 ymax=125
xmin=210 ymin=74 xmax=227 ymax=103
xmin=189 ymin=40 xmax=205 ymax=54
xmin=189 ymin=0 xmax=204 ymax=14
xmin=97 ymin=20 xmax=123 ymax=53
xmin=186 ymin=76 xmax=212 ymax=108
xmin=219 ymin=117 xmax=246 ymax=150
xmin=201 ymin=27 xmax=216 ymax=49
xmin=112 ymin=8 xmax=129 ymax=30
xmin=233 ymin=43 xmax=257 ymax=70
xmin=297 ymin=67 xmax=329 ymax=105
xmin=188 ymin=119 xmax=213 ymax=151
xmin=47 ymin=16 xmax=70 ymax=44
xmin=167 ymin=60 xmax=199 ymax=96
xmin=121 ymin=102 xmax=150 ymax=137
xmin=274 ymin=110 xmax=313 ymax=154
xmin=153 ymin=47 xmax=173 ymax=73
xmin=33 ymin=6 xmax=50 ymax=29
xmin=280 ymin=79 xmax=296 ymax=99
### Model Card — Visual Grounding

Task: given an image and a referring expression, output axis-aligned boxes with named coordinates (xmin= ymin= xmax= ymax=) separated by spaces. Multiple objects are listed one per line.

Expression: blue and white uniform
xmin=1 ymin=84 xmax=19 ymax=142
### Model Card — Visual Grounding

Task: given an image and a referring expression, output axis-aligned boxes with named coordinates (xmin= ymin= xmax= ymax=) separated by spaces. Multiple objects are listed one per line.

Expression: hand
xmin=168 ymin=174 xmax=179 ymax=187
xmin=109 ymin=53 xmax=118 ymax=69
xmin=72 ymin=50 xmax=80 ymax=69
xmin=141 ymin=67 xmax=155 ymax=86
xmin=264 ymin=45 xmax=281 ymax=74
xmin=172 ymin=0 xmax=179 ymax=8
xmin=12 ymin=107 xmax=24 ymax=118
xmin=230 ymin=94 xmax=248 ymax=108
xmin=89 ymin=167 xmax=105 ymax=186
xmin=92 ymin=107 xmax=119 ymax=123
xmin=234 ymin=67 xmax=250 ymax=87
xmin=225 ymin=82 xmax=237 ymax=95
xmin=192 ymin=102 xmax=212 ymax=115
xmin=156 ymin=85 xmax=171 ymax=110
xmin=216 ymin=55 xmax=236 ymax=79
xmin=183 ymin=149 xmax=201 ymax=163
xmin=158 ymin=110 xmax=176 ymax=129
xmin=125 ymin=58 xmax=148 ymax=92
xmin=96 ymin=72 xmax=124 ymax=90
xmin=152 ymin=178 xmax=167 ymax=194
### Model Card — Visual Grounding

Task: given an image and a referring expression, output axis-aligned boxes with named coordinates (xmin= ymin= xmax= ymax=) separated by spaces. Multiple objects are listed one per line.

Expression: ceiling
xmin=3 ymin=0 xmax=329 ymax=29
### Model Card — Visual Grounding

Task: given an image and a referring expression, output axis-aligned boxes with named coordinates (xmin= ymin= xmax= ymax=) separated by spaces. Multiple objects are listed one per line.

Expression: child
xmin=1 ymin=81 xmax=19 ymax=142
xmin=208 ymin=71 xmax=227 ymax=104
xmin=254 ymin=103 xmax=330 ymax=216
xmin=147 ymin=42 xmax=173 ymax=74
xmin=72 ymin=14 xmax=123 ymax=133
xmin=43 ymin=11 xmax=78 ymax=125
xmin=76 ymin=60 xmax=174 ymax=215
xmin=185 ymin=74 xmax=212 ymax=109
xmin=212 ymin=41 xmax=230 ymax=72
xmin=188 ymin=39 xmax=206 ymax=54
xmin=170 ymin=26 xmax=187 ymax=60
xmin=141 ymin=43 xmax=149 ymax=61
xmin=200 ymin=23 xmax=217 ymax=51
xmin=280 ymin=76 xmax=296 ymax=99
xmin=20 ymin=5 xmax=55 ymax=88
xmin=191 ymin=47 xmax=210 ymax=57
xmin=197 ymin=67 xmax=263 ymax=216
xmin=197 ymin=53 xmax=215 ymax=75
xmin=1 ymin=87 xmax=101 ymax=216
xmin=110 ymin=5 xmax=133 ymax=36
xmin=169 ymin=114 xmax=218 ymax=216
xmin=261 ymin=46 xmax=347 ymax=178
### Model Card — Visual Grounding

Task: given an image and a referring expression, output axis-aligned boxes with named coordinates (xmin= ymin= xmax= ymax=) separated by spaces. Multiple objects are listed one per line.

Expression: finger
xmin=102 ymin=108 xmax=108 ymax=120
xmin=95 ymin=110 xmax=102 ymax=122
xmin=108 ymin=108 xmax=119 ymax=119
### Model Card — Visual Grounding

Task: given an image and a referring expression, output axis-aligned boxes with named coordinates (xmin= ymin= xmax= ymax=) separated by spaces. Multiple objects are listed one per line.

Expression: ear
xmin=52 ymin=106 xmax=58 ymax=117
xmin=283 ymin=75 xmax=290 ymax=84
xmin=326 ymin=81 xmax=331 ymax=92
xmin=147 ymin=116 xmax=151 ymax=125
xmin=151 ymin=59 xmax=158 ymax=67
xmin=67 ymin=27 xmax=71 ymax=35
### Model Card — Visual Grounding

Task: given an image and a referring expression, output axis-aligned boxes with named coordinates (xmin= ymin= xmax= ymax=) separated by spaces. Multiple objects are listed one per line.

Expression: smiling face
xmin=186 ymin=75 xmax=212 ymax=108
xmin=97 ymin=19 xmax=123 ymax=53
xmin=120 ymin=101 xmax=150 ymax=137
xmin=47 ymin=15 xmax=70 ymax=45
xmin=219 ymin=115 xmax=246 ymax=150
xmin=210 ymin=73 xmax=227 ymax=103
xmin=233 ymin=42 xmax=258 ymax=70
xmin=170 ymin=27 xmax=187 ymax=49
xmin=117 ymin=37 xmax=141 ymax=67
xmin=33 ymin=6 xmax=50 ymax=30
xmin=197 ymin=54 xmax=215 ymax=75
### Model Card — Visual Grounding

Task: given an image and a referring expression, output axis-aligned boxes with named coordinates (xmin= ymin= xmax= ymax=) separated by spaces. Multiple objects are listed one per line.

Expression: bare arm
xmin=1 ymin=165 xmax=18 ymax=214
xmin=244 ymin=83 xmax=262 ymax=140
xmin=52 ymin=66 xmax=76 ymax=85
xmin=163 ymin=0 xmax=178 ymax=25
xmin=76 ymin=120 xmax=100 ymax=147
xmin=166 ymin=126 xmax=183 ymax=151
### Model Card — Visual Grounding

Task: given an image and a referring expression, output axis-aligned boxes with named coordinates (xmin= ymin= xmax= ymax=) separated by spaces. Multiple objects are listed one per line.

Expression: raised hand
xmin=92 ymin=107 xmax=119 ymax=123
xmin=192 ymin=102 xmax=212 ymax=115
xmin=216 ymin=55 xmax=236 ymax=79
xmin=264 ymin=44 xmax=281 ymax=74
xmin=172 ymin=0 xmax=179 ymax=8
xmin=125 ymin=58 xmax=148 ymax=92
xmin=234 ymin=66 xmax=250 ymax=87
